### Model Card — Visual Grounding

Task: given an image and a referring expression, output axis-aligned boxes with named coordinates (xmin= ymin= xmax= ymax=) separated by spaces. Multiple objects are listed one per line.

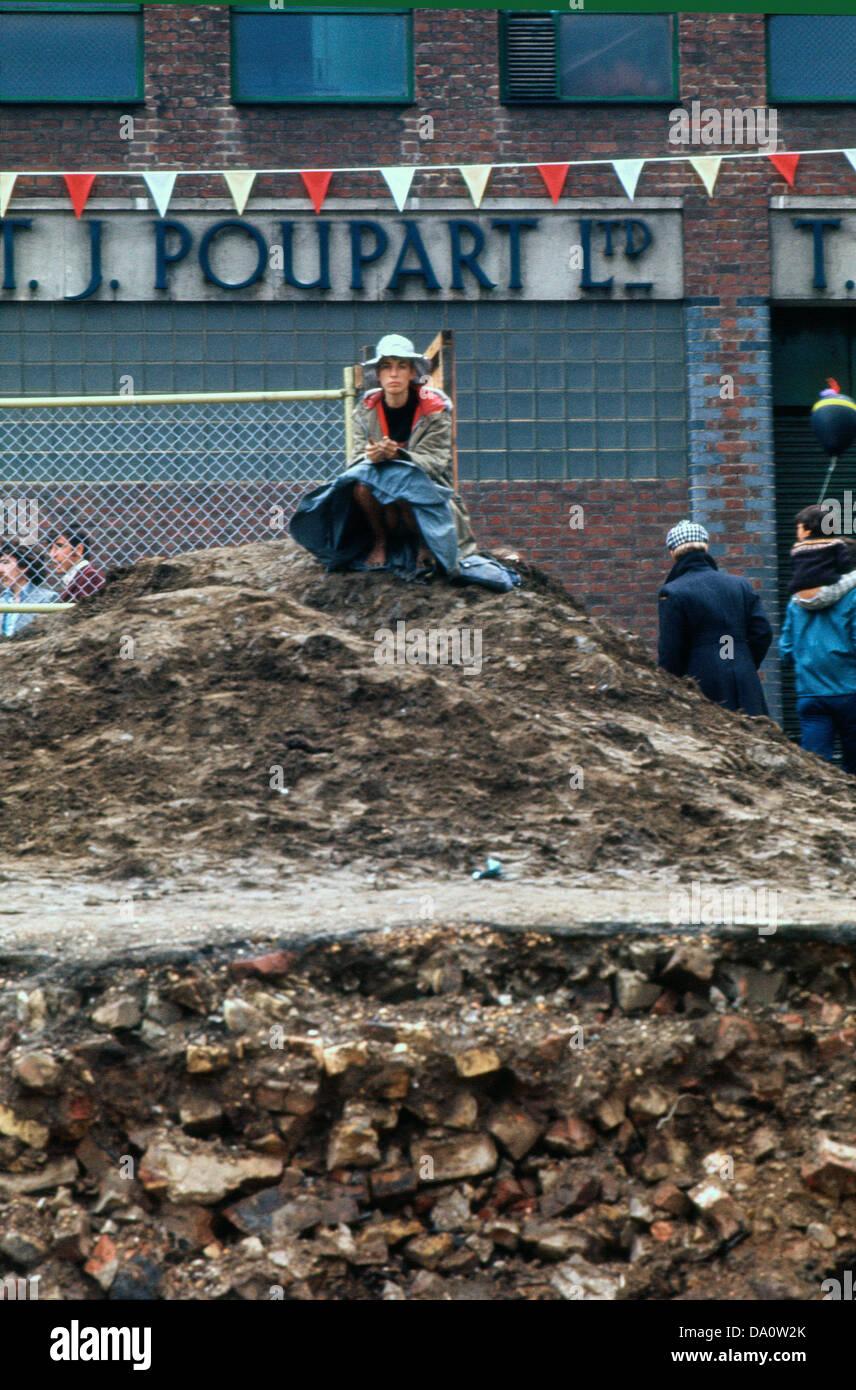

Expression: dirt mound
xmin=1 ymin=538 xmax=855 ymax=884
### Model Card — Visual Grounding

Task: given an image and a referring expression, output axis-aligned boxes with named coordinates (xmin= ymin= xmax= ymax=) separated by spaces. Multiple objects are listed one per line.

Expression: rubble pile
xmin=2 ymin=925 xmax=856 ymax=1301
xmin=1 ymin=537 xmax=855 ymax=885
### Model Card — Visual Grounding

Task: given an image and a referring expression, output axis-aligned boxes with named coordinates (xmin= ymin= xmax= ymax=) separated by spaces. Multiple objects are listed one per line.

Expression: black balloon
xmin=812 ymin=393 xmax=856 ymax=457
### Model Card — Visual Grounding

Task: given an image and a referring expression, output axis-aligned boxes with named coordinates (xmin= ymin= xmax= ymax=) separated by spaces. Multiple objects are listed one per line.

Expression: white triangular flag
xmin=458 ymin=164 xmax=492 ymax=208
xmin=688 ymin=156 xmax=722 ymax=197
xmin=0 ymin=174 xmax=17 ymax=218
xmin=142 ymin=172 xmax=177 ymax=218
xmin=380 ymin=166 xmax=416 ymax=212
xmin=843 ymin=150 xmax=856 ymax=179
xmin=223 ymin=171 xmax=257 ymax=216
xmin=611 ymin=159 xmax=645 ymax=201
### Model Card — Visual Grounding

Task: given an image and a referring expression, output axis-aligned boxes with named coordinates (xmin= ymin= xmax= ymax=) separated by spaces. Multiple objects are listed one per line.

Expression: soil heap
xmin=0 ymin=538 xmax=854 ymax=884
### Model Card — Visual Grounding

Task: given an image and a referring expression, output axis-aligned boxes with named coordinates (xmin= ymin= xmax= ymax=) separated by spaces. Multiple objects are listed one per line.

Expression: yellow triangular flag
xmin=142 ymin=172 xmax=177 ymax=219
xmin=0 ymin=174 xmax=17 ymax=218
xmin=223 ymin=171 xmax=257 ymax=216
xmin=612 ymin=159 xmax=645 ymax=201
xmin=380 ymin=167 xmax=416 ymax=212
xmin=459 ymin=165 xmax=492 ymax=208
xmin=688 ymin=156 xmax=722 ymax=197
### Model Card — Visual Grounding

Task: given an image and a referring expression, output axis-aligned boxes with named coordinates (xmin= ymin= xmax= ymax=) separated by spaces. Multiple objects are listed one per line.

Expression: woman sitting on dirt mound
xmin=289 ymin=335 xmax=517 ymax=592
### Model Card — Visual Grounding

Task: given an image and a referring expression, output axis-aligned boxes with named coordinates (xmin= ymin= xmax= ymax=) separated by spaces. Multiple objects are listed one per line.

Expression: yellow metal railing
xmin=0 ymin=376 xmax=358 ymax=480
xmin=0 ymin=603 xmax=76 ymax=612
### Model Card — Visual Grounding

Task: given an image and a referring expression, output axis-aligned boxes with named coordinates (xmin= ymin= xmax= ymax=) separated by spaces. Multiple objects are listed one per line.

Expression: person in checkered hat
xmin=657 ymin=519 xmax=773 ymax=716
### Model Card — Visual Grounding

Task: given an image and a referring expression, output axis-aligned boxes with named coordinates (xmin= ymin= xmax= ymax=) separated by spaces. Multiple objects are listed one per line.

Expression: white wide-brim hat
xmin=362 ymin=334 xmax=430 ymax=377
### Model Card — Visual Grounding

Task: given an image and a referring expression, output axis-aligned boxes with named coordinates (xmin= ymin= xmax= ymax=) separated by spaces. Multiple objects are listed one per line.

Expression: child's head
xmin=795 ymin=503 xmax=835 ymax=540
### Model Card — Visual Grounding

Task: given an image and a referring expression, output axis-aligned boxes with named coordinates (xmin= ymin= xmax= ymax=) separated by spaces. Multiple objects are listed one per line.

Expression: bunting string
xmin=2 ymin=147 xmax=854 ymax=217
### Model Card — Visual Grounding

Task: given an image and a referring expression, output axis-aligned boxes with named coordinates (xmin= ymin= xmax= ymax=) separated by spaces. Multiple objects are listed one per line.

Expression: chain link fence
xmin=0 ymin=376 xmax=355 ymax=572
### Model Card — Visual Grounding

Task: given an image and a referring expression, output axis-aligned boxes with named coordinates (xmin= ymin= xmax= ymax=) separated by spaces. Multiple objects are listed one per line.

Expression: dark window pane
xmin=557 ymin=13 xmax=673 ymax=100
xmin=769 ymin=15 xmax=856 ymax=101
xmin=233 ymin=10 xmax=409 ymax=101
xmin=0 ymin=9 xmax=140 ymax=101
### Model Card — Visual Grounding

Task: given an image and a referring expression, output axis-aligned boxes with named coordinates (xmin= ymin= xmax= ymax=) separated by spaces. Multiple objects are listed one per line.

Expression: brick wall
xmin=464 ymin=479 xmax=689 ymax=648
xmin=4 ymin=9 xmax=850 ymax=202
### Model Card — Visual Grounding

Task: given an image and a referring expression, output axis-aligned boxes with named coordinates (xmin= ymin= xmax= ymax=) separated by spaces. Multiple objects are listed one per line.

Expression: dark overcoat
xmin=657 ymin=550 xmax=773 ymax=716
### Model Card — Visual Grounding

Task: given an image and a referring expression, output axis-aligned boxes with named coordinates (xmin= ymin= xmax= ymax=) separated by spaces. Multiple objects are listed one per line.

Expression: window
xmin=231 ymin=7 xmax=412 ymax=104
xmin=501 ymin=12 xmax=676 ymax=103
xmin=0 ymin=3 xmax=143 ymax=102
xmin=768 ymin=15 xmax=856 ymax=102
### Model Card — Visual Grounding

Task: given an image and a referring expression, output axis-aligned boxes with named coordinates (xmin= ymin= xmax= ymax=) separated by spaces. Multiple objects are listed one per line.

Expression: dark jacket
xmin=788 ymin=535 xmax=854 ymax=596
xmin=657 ymin=550 xmax=773 ymax=716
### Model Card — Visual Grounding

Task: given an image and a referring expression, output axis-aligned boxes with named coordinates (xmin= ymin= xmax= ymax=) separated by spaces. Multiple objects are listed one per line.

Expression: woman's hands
xmin=365 ymin=436 xmax=399 ymax=464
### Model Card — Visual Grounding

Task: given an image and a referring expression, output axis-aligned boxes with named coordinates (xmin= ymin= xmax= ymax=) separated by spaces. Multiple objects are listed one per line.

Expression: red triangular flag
xmin=63 ymin=173 xmax=96 ymax=218
xmin=300 ymin=170 xmax=333 ymax=214
xmin=537 ymin=163 xmax=569 ymax=204
xmin=767 ymin=153 xmax=799 ymax=187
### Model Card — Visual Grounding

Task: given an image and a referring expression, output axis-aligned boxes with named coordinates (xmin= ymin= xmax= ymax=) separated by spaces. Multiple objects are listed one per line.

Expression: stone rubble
xmin=0 ymin=923 xmax=855 ymax=1300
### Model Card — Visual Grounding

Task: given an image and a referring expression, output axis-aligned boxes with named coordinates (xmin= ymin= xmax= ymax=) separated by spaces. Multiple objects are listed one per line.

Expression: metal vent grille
xmin=504 ymin=14 xmax=556 ymax=102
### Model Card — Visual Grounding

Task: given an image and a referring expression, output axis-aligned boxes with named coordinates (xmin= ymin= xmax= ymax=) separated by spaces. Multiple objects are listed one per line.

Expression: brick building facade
xmin=3 ymin=6 xmax=856 ymax=724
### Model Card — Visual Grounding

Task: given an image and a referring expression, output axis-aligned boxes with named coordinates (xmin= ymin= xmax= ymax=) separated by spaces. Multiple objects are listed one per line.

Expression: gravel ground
xmin=3 ymin=865 xmax=856 ymax=970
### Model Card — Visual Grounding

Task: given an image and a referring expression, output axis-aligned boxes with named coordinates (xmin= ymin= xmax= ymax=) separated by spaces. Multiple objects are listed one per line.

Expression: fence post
xmin=343 ymin=366 xmax=355 ymax=465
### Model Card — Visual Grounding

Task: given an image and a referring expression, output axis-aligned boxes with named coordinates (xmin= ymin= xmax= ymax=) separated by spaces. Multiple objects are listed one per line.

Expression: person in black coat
xmin=657 ymin=520 xmax=773 ymax=716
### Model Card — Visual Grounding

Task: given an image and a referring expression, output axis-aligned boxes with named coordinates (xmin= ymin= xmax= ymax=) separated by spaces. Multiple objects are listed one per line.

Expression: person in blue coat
xmin=0 ymin=544 xmax=59 ymax=638
xmin=779 ymin=558 xmax=856 ymax=775
xmin=657 ymin=520 xmax=773 ymax=716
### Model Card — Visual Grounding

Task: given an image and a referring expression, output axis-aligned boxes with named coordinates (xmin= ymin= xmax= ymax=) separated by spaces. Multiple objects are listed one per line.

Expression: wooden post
xmin=423 ymin=330 xmax=457 ymax=489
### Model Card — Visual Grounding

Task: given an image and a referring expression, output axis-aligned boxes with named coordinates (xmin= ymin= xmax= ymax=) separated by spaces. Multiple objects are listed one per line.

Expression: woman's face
xmin=0 ymin=553 xmax=25 ymax=589
xmin=377 ymin=358 xmax=416 ymax=396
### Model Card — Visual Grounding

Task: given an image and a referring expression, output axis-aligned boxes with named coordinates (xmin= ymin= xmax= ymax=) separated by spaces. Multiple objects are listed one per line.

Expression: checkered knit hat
xmin=666 ymin=520 xmax=710 ymax=552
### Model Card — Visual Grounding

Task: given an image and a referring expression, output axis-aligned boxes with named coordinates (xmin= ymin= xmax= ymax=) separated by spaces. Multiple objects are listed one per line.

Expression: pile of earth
xmin=1 ymin=537 xmax=855 ymax=884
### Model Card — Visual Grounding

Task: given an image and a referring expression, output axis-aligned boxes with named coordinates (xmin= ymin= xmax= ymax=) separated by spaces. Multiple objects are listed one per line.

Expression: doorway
xmin=772 ymin=306 xmax=856 ymax=737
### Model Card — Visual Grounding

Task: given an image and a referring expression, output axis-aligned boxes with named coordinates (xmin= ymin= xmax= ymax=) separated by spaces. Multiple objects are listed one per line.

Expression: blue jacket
xmin=658 ymin=550 xmax=772 ymax=716
xmin=779 ymin=586 xmax=856 ymax=696
xmin=0 ymin=581 xmax=59 ymax=637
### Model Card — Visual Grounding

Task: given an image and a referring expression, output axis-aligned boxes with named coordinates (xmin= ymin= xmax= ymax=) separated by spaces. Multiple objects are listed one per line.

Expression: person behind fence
xmin=657 ymin=520 xmax=773 ymax=716
xmin=289 ymin=335 xmax=518 ymax=591
xmin=48 ymin=527 xmax=106 ymax=603
xmin=779 ymin=506 xmax=856 ymax=775
xmin=0 ymin=545 xmax=59 ymax=638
